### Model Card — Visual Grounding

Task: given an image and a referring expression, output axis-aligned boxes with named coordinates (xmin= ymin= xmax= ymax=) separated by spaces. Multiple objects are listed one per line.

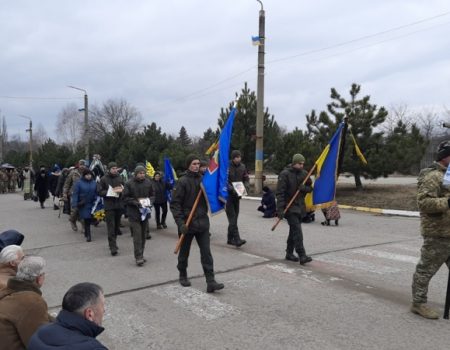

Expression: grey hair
xmin=0 ymin=245 xmax=23 ymax=264
xmin=16 ymin=256 xmax=46 ymax=282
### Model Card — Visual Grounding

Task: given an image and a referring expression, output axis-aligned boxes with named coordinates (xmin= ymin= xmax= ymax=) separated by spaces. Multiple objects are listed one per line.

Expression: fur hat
xmin=292 ymin=153 xmax=305 ymax=164
xmin=134 ymin=165 xmax=146 ymax=173
xmin=185 ymin=154 xmax=200 ymax=168
xmin=437 ymin=141 xmax=450 ymax=161
xmin=231 ymin=150 xmax=241 ymax=159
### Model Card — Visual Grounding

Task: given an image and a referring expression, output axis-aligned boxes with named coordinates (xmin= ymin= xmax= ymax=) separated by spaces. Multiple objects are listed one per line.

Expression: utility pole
xmin=254 ymin=0 xmax=265 ymax=194
xmin=19 ymin=115 xmax=33 ymax=169
xmin=68 ymin=85 xmax=89 ymax=162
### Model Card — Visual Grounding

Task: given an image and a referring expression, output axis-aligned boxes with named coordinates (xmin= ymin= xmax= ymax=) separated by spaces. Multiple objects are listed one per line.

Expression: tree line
xmin=1 ymin=83 xmax=446 ymax=188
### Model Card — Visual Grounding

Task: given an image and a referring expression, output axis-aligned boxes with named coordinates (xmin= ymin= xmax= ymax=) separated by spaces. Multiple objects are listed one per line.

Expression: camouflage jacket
xmin=417 ymin=161 xmax=450 ymax=238
xmin=63 ymin=168 xmax=82 ymax=196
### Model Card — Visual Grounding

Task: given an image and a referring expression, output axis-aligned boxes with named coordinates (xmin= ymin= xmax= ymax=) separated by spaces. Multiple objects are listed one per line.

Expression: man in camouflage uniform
xmin=276 ymin=153 xmax=313 ymax=265
xmin=411 ymin=141 xmax=450 ymax=319
xmin=63 ymin=160 xmax=86 ymax=231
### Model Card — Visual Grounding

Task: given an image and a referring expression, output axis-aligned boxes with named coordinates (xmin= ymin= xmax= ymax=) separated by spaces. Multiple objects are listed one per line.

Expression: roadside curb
xmin=243 ymin=196 xmax=420 ymax=218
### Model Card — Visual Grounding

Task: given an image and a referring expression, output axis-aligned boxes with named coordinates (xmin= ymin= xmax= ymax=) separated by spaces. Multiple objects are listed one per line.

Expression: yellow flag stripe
xmin=350 ymin=133 xmax=368 ymax=165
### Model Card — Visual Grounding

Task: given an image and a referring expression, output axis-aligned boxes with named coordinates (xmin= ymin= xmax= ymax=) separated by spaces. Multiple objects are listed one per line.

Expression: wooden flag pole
xmin=271 ymin=163 xmax=317 ymax=232
xmin=173 ymin=190 xmax=203 ymax=254
xmin=444 ymin=266 xmax=450 ymax=319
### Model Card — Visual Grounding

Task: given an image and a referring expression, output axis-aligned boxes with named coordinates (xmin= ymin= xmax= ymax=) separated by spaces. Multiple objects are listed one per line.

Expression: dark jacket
xmin=55 ymin=171 xmax=69 ymax=198
xmin=0 ymin=278 xmax=51 ymax=350
xmin=170 ymin=170 xmax=209 ymax=233
xmin=261 ymin=189 xmax=276 ymax=213
xmin=0 ymin=230 xmax=24 ymax=252
xmin=48 ymin=172 xmax=60 ymax=196
xmin=227 ymin=161 xmax=250 ymax=201
xmin=97 ymin=173 xmax=124 ymax=210
xmin=34 ymin=172 xmax=49 ymax=201
xmin=122 ymin=177 xmax=154 ymax=221
xmin=71 ymin=177 xmax=97 ymax=219
xmin=28 ymin=309 xmax=107 ymax=350
xmin=276 ymin=166 xmax=312 ymax=216
xmin=152 ymin=179 xmax=171 ymax=204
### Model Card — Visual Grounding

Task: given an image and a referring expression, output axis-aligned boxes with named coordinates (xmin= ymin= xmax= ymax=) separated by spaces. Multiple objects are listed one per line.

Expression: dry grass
xmin=336 ymin=183 xmax=418 ymax=211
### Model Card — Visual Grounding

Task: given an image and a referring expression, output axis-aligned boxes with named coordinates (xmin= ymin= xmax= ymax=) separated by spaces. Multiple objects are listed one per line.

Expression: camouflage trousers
xmin=412 ymin=237 xmax=450 ymax=304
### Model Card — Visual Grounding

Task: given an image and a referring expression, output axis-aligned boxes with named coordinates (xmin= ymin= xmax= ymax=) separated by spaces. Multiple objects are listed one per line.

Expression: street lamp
xmin=19 ymin=115 xmax=33 ymax=169
xmin=68 ymin=85 xmax=89 ymax=162
xmin=254 ymin=0 xmax=265 ymax=194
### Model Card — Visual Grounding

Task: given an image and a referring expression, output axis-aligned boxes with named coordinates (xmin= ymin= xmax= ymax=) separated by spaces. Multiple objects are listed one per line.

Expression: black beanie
xmin=437 ymin=141 xmax=450 ymax=161
xmin=231 ymin=150 xmax=241 ymax=159
xmin=185 ymin=154 xmax=200 ymax=168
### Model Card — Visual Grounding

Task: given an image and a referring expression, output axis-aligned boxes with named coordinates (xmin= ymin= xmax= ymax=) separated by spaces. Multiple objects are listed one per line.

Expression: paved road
xmin=1 ymin=192 xmax=449 ymax=350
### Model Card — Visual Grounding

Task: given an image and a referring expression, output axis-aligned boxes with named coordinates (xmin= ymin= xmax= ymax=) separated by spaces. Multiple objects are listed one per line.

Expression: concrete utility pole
xmin=254 ymin=0 xmax=265 ymax=194
xmin=19 ymin=115 xmax=33 ymax=168
xmin=68 ymin=85 xmax=89 ymax=162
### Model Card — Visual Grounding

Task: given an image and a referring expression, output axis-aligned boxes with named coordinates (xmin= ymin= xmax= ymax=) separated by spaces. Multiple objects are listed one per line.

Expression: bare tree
xmin=56 ymin=103 xmax=83 ymax=153
xmin=415 ymin=108 xmax=441 ymax=141
xmin=89 ymin=98 xmax=142 ymax=139
xmin=33 ymin=123 xmax=48 ymax=147
xmin=382 ymin=104 xmax=412 ymax=133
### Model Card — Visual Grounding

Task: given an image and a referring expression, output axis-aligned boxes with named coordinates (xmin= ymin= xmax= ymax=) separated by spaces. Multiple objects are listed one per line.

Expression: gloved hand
xmin=277 ymin=211 xmax=284 ymax=220
xmin=305 ymin=178 xmax=313 ymax=186
xmin=298 ymin=184 xmax=312 ymax=193
xmin=179 ymin=224 xmax=189 ymax=235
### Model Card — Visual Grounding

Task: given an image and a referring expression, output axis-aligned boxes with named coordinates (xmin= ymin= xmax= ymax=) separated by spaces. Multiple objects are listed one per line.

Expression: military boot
xmin=179 ymin=272 xmax=191 ymax=287
xmin=206 ymin=280 xmax=224 ymax=293
xmin=285 ymin=252 xmax=299 ymax=262
xmin=299 ymin=255 xmax=312 ymax=265
xmin=410 ymin=303 xmax=439 ymax=319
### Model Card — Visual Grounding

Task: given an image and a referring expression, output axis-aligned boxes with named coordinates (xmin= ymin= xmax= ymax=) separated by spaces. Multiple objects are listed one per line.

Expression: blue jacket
xmin=28 ymin=309 xmax=107 ymax=350
xmin=71 ymin=178 xmax=97 ymax=219
xmin=0 ymin=229 xmax=24 ymax=252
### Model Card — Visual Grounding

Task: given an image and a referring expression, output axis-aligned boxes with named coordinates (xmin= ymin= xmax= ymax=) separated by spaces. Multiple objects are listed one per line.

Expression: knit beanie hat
xmin=108 ymin=161 xmax=118 ymax=168
xmin=231 ymin=150 xmax=241 ymax=159
xmin=134 ymin=165 xmax=146 ymax=173
xmin=185 ymin=154 xmax=200 ymax=168
xmin=437 ymin=141 xmax=450 ymax=161
xmin=292 ymin=153 xmax=305 ymax=164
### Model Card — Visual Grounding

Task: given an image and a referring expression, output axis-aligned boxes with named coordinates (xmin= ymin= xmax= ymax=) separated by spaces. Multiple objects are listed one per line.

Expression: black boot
xmin=285 ymin=252 xmax=299 ymax=262
xmin=206 ymin=280 xmax=224 ymax=293
xmin=299 ymin=255 xmax=312 ymax=265
xmin=179 ymin=272 xmax=191 ymax=287
xmin=86 ymin=234 xmax=92 ymax=242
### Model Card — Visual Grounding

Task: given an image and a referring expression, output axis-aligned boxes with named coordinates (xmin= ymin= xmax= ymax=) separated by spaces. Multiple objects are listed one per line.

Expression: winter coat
xmin=28 ymin=309 xmax=107 ymax=350
xmin=63 ymin=168 xmax=82 ymax=196
xmin=276 ymin=166 xmax=312 ymax=216
xmin=34 ymin=172 xmax=49 ymax=201
xmin=227 ymin=161 xmax=250 ymax=201
xmin=417 ymin=161 xmax=450 ymax=238
xmin=261 ymin=189 xmax=276 ymax=213
xmin=0 ymin=264 xmax=15 ymax=290
xmin=122 ymin=177 xmax=154 ymax=221
xmin=170 ymin=170 xmax=209 ymax=233
xmin=98 ymin=173 xmax=124 ymax=210
xmin=152 ymin=179 xmax=171 ymax=204
xmin=48 ymin=172 xmax=60 ymax=196
xmin=71 ymin=177 xmax=97 ymax=219
xmin=55 ymin=171 xmax=68 ymax=197
xmin=0 ymin=229 xmax=24 ymax=252
xmin=0 ymin=278 xmax=51 ymax=350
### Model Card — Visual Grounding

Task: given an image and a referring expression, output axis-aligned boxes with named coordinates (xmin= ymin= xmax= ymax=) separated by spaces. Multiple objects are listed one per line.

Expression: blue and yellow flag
xmin=145 ymin=161 xmax=155 ymax=178
xmin=202 ymin=107 xmax=236 ymax=214
xmin=312 ymin=122 xmax=346 ymax=208
xmin=163 ymin=157 xmax=177 ymax=202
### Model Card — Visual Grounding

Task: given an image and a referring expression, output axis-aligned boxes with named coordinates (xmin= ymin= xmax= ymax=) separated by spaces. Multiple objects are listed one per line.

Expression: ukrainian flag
xmin=312 ymin=122 xmax=346 ymax=208
xmin=202 ymin=107 xmax=236 ymax=214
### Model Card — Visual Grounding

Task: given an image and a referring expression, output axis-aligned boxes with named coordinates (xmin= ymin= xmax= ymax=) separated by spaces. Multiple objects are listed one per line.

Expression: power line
xmin=0 ymin=96 xmax=80 ymax=101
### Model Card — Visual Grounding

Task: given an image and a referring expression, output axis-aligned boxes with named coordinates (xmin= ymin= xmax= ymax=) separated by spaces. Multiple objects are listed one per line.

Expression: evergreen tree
xmin=177 ymin=126 xmax=192 ymax=148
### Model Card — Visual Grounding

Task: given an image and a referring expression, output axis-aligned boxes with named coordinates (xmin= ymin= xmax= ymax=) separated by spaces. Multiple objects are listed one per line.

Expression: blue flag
xmin=163 ymin=157 xmax=176 ymax=202
xmin=202 ymin=107 xmax=236 ymax=214
xmin=312 ymin=122 xmax=345 ymax=208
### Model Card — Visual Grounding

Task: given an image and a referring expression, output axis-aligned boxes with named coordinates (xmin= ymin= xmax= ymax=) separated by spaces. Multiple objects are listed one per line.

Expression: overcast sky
xmin=1 ymin=0 xmax=449 ymax=142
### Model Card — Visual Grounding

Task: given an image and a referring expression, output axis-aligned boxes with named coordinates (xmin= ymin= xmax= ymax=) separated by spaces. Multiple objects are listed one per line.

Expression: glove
xmin=298 ymin=184 xmax=312 ymax=193
xmin=277 ymin=211 xmax=284 ymax=220
xmin=179 ymin=224 xmax=189 ymax=235
xmin=305 ymin=178 xmax=313 ymax=186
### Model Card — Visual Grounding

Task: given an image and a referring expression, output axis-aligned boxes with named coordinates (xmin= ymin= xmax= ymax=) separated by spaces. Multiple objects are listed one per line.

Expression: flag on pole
xmin=312 ymin=122 xmax=346 ymax=208
xmin=163 ymin=157 xmax=177 ymax=202
xmin=145 ymin=161 xmax=155 ymax=178
xmin=252 ymin=36 xmax=261 ymax=46
xmin=202 ymin=107 xmax=236 ymax=214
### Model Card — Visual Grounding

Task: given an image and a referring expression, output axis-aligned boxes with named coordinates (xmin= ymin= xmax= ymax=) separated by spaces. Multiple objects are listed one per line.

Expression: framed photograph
xmin=232 ymin=181 xmax=247 ymax=197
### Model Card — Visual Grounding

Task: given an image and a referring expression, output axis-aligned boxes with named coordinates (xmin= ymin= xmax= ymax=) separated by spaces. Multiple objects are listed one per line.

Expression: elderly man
xmin=29 ymin=282 xmax=107 ymax=350
xmin=0 ymin=245 xmax=24 ymax=289
xmin=0 ymin=256 xmax=51 ymax=349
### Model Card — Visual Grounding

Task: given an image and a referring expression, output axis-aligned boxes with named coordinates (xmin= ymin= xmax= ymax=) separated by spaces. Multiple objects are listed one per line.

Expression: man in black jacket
xmin=98 ymin=162 xmax=124 ymax=256
xmin=276 ymin=154 xmax=313 ymax=265
xmin=122 ymin=165 xmax=154 ymax=266
xmin=170 ymin=154 xmax=224 ymax=293
xmin=226 ymin=150 xmax=250 ymax=247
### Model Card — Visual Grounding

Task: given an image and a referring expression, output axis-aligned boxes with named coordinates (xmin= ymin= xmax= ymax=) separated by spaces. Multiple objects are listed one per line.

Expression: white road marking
xmin=266 ymin=263 xmax=296 ymax=274
xmin=353 ymin=248 xmax=418 ymax=264
xmin=241 ymin=252 xmax=270 ymax=261
xmin=152 ymin=285 xmax=238 ymax=321
xmin=315 ymin=255 xmax=401 ymax=274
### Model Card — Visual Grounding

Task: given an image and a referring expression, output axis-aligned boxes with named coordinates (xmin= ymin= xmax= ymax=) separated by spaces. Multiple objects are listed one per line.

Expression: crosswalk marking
xmin=353 ymin=248 xmax=418 ymax=264
xmin=315 ymin=255 xmax=401 ymax=274
xmin=152 ymin=285 xmax=238 ymax=321
xmin=266 ymin=263 xmax=296 ymax=274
